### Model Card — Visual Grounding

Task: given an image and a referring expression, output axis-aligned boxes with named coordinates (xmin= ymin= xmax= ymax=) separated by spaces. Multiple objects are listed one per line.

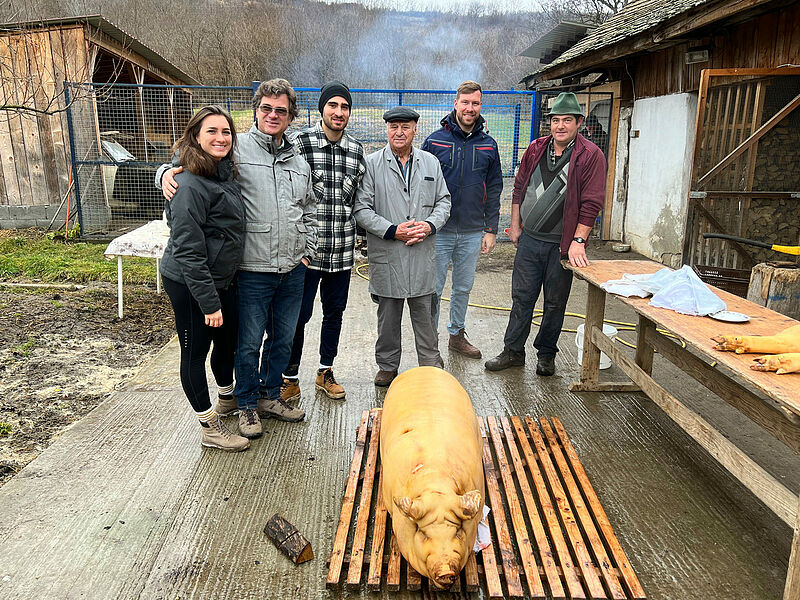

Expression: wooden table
xmin=566 ymin=259 xmax=800 ymax=600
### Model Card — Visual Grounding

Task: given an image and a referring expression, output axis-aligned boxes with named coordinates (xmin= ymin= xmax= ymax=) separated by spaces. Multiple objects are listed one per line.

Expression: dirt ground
xmin=0 ymin=283 xmax=174 ymax=487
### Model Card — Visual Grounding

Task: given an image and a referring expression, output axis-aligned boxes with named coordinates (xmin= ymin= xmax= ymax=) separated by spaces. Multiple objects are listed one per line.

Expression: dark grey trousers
xmin=503 ymin=234 xmax=574 ymax=358
xmin=374 ymin=293 xmax=441 ymax=371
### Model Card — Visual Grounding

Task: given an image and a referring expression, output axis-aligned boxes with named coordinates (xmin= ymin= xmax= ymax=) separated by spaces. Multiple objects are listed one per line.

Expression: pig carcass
xmin=380 ymin=366 xmax=485 ymax=589
xmin=712 ymin=323 xmax=800 ymax=354
xmin=751 ymin=352 xmax=800 ymax=374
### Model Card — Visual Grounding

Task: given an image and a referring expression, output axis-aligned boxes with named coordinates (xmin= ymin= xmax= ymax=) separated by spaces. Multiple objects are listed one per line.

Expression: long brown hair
xmin=173 ymin=105 xmax=238 ymax=178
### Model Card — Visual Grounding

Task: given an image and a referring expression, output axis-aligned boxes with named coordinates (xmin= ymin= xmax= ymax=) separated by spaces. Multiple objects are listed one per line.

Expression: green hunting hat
xmin=549 ymin=92 xmax=584 ymax=117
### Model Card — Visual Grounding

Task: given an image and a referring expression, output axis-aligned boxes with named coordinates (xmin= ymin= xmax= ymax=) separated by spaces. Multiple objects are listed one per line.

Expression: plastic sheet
xmin=649 ymin=265 xmax=726 ymax=316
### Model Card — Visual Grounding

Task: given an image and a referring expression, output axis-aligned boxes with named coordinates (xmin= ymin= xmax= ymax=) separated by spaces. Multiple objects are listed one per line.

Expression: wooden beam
xmin=589 ymin=325 xmax=798 ymax=528
xmin=602 ymin=94 xmax=622 ymax=240
xmin=785 ymin=496 xmax=800 ymax=600
xmin=698 ymin=91 xmax=800 ymax=186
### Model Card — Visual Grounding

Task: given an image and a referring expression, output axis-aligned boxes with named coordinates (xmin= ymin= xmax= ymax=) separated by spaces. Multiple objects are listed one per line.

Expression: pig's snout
xmin=430 ymin=562 xmax=458 ymax=589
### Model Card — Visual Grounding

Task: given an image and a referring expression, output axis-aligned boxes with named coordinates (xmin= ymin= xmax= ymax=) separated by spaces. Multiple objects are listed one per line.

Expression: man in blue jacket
xmin=422 ymin=81 xmax=503 ymax=359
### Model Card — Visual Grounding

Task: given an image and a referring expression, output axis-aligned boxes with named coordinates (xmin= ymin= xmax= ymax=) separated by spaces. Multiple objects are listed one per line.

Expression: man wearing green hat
xmin=485 ymin=92 xmax=606 ymax=376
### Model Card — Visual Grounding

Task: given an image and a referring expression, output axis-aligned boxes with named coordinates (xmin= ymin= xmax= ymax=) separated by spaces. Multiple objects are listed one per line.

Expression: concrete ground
xmin=0 ymin=242 xmax=797 ymax=599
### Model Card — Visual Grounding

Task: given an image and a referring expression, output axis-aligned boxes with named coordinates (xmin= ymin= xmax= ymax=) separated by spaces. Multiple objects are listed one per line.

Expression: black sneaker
xmin=536 ymin=356 xmax=556 ymax=376
xmin=484 ymin=348 xmax=525 ymax=371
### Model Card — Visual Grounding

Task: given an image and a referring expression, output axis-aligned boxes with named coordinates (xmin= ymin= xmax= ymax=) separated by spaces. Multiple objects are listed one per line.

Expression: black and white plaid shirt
xmin=291 ymin=121 xmax=366 ymax=272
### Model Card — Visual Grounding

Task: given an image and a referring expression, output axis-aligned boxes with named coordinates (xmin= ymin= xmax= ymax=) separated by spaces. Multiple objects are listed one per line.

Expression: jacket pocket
xmin=311 ymin=169 xmax=325 ymax=203
xmin=341 ymin=173 xmax=358 ymax=206
xmin=205 ymin=235 xmax=225 ymax=269
xmin=472 ymin=145 xmax=494 ymax=173
xmin=244 ymin=222 xmax=272 ymax=264
xmin=287 ymin=167 xmax=309 ymax=203
xmin=428 ymin=140 xmax=454 ymax=168
xmin=293 ymin=223 xmax=308 ymax=257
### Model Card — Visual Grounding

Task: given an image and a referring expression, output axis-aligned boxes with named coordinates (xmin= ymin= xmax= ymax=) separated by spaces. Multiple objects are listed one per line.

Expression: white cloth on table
xmin=601 ymin=265 xmax=727 ymax=316
xmin=104 ymin=220 xmax=170 ymax=259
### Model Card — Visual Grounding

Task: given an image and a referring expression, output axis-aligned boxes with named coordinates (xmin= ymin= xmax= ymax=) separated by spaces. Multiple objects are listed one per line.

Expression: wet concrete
xmin=0 ymin=242 xmax=797 ymax=599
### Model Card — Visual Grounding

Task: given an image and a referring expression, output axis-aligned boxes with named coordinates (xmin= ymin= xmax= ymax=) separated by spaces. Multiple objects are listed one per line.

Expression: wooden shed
xmin=522 ymin=0 xmax=800 ymax=274
xmin=0 ymin=15 xmax=199 ymax=229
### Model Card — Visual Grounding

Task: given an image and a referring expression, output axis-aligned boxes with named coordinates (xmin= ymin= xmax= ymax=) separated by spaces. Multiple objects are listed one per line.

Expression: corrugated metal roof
xmin=0 ymin=14 xmax=200 ymax=85
xmin=524 ymin=0 xmax=713 ymax=81
xmin=521 ymin=21 xmax=596 ymax=64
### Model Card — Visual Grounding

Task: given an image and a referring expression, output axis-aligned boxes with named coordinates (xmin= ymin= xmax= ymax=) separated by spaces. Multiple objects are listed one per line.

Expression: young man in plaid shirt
xmin=280 ymin=81 xmax=366 ymax=401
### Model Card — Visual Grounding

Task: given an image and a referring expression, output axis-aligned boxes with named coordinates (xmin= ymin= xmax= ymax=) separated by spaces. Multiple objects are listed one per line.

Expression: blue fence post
xmin=63 ymin=82 xmax=84 ymax=233
xmin=512 ymin=103 xmax=521 ymax=170
xmin=398 ymin=92 xmax=403 ymax=106
xmin=226 ymin=97 xmax=232 ymax=113
xmin=252 ymin=81 xmax=259 ymax=121
xmin=530 ymin=90 xmax=539 ymax=141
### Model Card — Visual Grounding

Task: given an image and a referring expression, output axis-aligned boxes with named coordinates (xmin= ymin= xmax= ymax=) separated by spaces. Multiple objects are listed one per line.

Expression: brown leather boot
xmin=374 ymin=369 xmax=398 ymax=387
xmin=449 ymin=330 xmax=482 ymax=359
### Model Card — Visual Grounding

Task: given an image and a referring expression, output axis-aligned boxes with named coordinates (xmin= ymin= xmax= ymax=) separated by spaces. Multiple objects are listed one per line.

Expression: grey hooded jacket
xmin=157 ymin=123 xmax=317 ymax=273
xmin=354 ymin=145 xmax=450 ymax=298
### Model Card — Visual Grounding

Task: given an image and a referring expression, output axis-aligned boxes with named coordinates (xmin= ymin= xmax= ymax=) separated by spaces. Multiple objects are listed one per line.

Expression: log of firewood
xmin=264 ymin=514 xmax=314 ymax=564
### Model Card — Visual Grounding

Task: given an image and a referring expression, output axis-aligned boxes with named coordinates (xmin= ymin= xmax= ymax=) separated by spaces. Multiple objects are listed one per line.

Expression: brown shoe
xmin=280 ymin=378 xmax=301 ymax=403
xmin=374 ymin=369 xmax=398 ymax=387
xmin=449 ymin=330 xmax=482 ymax=359
xmin=237 ymin=408 xmax=263 ymax=439
xmin=215 ymin=394 xmax=239 ymax=416
xmin=201 ymin=415 xmax=250 ymax=451
xmin=316 ymin=368 xmax=345 ymax=399
xmin=258 ymin=397 xmax=305 ymax=422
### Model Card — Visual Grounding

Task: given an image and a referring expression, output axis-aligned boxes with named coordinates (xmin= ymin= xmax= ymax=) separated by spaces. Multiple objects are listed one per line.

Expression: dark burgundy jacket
xmin=512 ymin=133 xmax=606 ymax=255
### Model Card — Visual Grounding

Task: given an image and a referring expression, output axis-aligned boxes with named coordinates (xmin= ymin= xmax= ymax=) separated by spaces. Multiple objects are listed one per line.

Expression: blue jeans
xmin=234 ymin=266 xmax=305 ymax=409
xmin=435 ymin=230 xmax=484 ymax=336
xmin=503 ymin=234 xmax=573 ymax=358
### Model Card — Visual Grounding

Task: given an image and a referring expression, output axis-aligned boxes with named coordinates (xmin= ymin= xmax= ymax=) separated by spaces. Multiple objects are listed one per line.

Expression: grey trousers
xmin=374 ymin=293 xmax=441 ymax=371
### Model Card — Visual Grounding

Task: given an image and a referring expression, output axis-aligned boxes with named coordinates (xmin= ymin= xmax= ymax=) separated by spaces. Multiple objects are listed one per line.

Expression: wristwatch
xmin=573 ymin=236 xmax=586 ymax=244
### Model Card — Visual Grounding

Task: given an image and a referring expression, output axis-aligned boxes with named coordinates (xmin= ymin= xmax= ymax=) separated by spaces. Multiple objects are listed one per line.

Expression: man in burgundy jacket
xmin=485 ymin=92 xmax=606 ymax=376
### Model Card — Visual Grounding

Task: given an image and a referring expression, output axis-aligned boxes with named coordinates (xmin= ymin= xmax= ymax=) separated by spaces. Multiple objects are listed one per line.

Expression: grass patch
xmin=0 ymin=230 xmax=160 ymax=284
xmin=0 ymin=422 xmax=11 ymax=437
xmin=13 ymin=338 xmax=39 ymax=357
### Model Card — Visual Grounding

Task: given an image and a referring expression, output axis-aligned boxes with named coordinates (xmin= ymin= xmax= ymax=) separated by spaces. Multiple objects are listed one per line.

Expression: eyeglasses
xmin=258 ymin=104 xmax=289 ymax=117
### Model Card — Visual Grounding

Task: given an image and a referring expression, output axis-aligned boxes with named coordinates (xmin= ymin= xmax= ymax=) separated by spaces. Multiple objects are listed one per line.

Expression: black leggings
xmin=163 ymin=276 xmax=238 ymax=413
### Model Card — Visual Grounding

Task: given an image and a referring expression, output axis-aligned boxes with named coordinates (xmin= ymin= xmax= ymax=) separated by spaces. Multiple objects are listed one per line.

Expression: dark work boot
xmin=536 ymin=356 xmax=556 ymax=376
xmin=484 ymin=348 xmax=525 ymax=371
xmin=449 ymin=330 xmax=482 ymax=359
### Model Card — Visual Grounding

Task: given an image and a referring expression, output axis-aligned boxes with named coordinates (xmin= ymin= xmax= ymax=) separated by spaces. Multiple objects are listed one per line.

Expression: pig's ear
xmin=455 ymin=490 xmax=482 ymax=520
xmin=394 ymin=496 xmax=425 ymax=521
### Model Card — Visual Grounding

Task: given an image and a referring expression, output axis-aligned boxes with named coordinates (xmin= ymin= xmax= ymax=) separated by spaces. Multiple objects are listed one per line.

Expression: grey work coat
xmin=354 ymin=145 xmax=451 ymax=298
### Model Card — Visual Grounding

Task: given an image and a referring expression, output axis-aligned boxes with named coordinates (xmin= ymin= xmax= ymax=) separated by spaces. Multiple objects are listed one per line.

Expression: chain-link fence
xmin=65 ymin=82 xmax=537 ymax=236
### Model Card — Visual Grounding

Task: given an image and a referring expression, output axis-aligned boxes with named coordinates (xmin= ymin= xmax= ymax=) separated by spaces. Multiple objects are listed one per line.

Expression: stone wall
xmin=0 ymin=205 xmax=68 ymax=230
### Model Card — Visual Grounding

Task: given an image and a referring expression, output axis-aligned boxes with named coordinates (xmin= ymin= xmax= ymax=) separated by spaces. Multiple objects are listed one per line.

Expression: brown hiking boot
xmin=238 ymin=408 xmax=263 ymax=438
xmin=201 ymin=415 xmax=250 ymax=451
xmin=280 ymin=378 xmax=301 ymax=403
xmin=374 ymin=369 xmax=397 ymax=387
xmin=215 ymin=394 xmax=239 ymax=416
xmin=258 ymin=397 xmax=305 ymax=422
xmin=449 ymin=330 xmax=482 ymax=359
xmin=316 ymin=368 xmax=345 ymax=399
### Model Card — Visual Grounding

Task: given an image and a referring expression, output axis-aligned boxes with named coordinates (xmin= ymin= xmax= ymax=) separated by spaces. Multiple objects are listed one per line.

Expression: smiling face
xmin=454 ymin=90 xmax=482 ymax=132
xmin=195 ymin=114 xmax=233 ymax=161
xmin=550 ymin=114 xmax=584 ymax=147
xmin=255 ymin=93 xmax=293 ymax=138
xmin=322 ymin=96 xmax=350 ymax=133
xmin=387 ymin=120 xmax=416 ymax=155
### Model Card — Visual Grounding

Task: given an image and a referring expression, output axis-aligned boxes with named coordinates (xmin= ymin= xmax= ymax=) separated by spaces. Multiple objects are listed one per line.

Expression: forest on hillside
xmin=2 ymin=0 xmax=621 ymax=88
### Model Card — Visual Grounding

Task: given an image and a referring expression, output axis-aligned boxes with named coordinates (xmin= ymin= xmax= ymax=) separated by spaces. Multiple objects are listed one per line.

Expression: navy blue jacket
xmin=421 ymin=111 xmax=502 ymax=234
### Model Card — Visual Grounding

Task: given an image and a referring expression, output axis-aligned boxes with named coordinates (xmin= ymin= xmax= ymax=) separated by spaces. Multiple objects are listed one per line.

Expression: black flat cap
xmin=383 ymin=106 xmax=420 ymax=122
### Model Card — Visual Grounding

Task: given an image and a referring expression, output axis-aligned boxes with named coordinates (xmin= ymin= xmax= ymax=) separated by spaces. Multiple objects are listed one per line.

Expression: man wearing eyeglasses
xmin=158 ymin=79 xmax=317 ymax=439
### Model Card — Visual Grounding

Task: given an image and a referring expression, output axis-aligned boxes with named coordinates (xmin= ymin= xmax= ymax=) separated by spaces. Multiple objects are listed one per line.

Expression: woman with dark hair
xmin=159 ymin=105 xmax=249 ymax=451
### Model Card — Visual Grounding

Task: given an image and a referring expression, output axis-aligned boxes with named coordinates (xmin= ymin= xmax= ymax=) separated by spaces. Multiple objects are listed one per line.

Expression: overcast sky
xmin=318 ymin=0 xmax=543 ymax=14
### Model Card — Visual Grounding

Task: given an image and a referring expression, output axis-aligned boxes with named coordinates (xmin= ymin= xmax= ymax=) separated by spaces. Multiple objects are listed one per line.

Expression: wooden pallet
xmin=327 ymin=409 xmax=646 ymax=599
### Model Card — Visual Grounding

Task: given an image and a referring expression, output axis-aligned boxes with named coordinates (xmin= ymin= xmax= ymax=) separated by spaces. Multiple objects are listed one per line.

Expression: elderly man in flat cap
xmin=354 ymin=107 xmax=451 ymax=387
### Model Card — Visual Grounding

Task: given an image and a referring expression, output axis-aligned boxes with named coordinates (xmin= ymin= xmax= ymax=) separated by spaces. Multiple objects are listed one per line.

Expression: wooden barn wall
xmin=634 ymin=2 xmax=800 ymax=98
xmin=0 ymin=25 xmax=89 ymax=207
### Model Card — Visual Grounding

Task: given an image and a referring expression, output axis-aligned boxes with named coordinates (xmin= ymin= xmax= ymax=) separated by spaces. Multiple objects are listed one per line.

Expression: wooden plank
xmin=366 ymin=469 xmax=387 ymax=590
xmin=524 ymin=417 xmax=607 ymax=598
xmin=480 ymin=418 xmax=522 ymax=598
xmin=511 ymin=416 xmax=585 ymax=599
xmin=4 ymin=35 xmax=33 ymax=206
xmin=386 ymin=531 xmax=401 ymax=591
xmin=46 ymin=28 xmax=71 ymax=200
xmin=589 ymin=324 xmax=798 ymax=527
xmin=602 ymin=94 xmax=622 ymax=240
xmin=503 ymin=416 xmax=572 ymax=600
xmin=635 ymin=314 xmax=656 ymax=375
xmin=552 ymin=417 xmax=647 ymax=599
xmin=465 ymin=549 xmax=480 ymax=592
xmin=540 ymin=417 xmax=627 ymax=599
xmin=644 ymin=326 xmax=800 ymax=453
xmin=326 ymin=409 xmax=370 ymax=589
xmin=0 ymin=37 xmax=23 ymax=205
xmin=406 ymin=563 xmax=421 ymax=591
xmin=579 ymin=283 xmax=606 ymax=388
xmin=345 ymin=409 xmax=381 ymax=589
xmin=784 ymin=495 xmax=800 ymax=600
xmin=690 ymin=198 xmax=755 ymax=266
xmin=487 ymin=417 xmax=548 ymax=599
